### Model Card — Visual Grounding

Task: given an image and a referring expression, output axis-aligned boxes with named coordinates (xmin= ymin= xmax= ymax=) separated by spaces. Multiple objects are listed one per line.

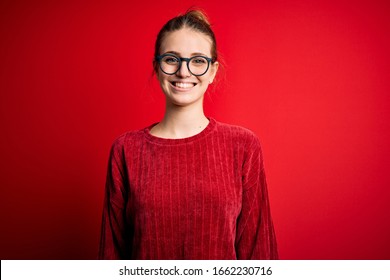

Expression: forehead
xmin=160 ymin=28 xmax=212 ymax=56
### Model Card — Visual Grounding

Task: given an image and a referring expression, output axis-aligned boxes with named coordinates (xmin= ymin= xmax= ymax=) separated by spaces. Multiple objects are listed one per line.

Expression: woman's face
xmin=157 ymin=28 xmax=218 ymax=107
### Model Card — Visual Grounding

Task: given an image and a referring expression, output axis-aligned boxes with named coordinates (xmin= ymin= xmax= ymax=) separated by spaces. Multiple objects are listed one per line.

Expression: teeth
xmin=174 ymin=82 xmax=195 ymax=88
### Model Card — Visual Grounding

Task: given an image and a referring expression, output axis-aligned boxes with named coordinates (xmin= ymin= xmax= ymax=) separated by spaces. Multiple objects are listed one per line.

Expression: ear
xmin=209 ymin=61 xmax=219 ymax=83
xmin=154 ymin=66 xmax=163 ymax=82
xmin=153 ymin=61 xmax=160 ymax=78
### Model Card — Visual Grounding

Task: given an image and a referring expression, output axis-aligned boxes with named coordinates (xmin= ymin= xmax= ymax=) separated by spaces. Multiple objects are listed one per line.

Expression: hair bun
xmin=185 ymin=9 xmax=211 ymax=27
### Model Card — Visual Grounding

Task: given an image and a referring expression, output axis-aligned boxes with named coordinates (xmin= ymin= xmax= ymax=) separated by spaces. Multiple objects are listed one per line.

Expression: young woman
xmin=99 ymin=9 xmax=278 ymax=260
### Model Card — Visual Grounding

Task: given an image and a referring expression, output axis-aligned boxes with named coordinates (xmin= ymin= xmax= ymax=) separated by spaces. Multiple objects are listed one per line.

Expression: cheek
xmin=199 ymin=73 xmax=212 ymax=85
xmin=157 ymin=72 xmax=168 ymax=85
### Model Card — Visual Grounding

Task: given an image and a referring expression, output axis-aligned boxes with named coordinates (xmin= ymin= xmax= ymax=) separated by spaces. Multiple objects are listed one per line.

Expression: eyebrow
xmin=163 ymin=51 xmax=209 ymax=57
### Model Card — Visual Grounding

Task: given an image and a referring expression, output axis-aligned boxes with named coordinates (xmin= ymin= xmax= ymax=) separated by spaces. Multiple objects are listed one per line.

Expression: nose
xmin=176 ymin=60 xmax=191 ymax=77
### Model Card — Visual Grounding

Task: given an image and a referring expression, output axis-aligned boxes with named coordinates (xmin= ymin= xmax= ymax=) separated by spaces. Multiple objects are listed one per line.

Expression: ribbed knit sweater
xmin=99 ymin=118 xmax=278 ymax=259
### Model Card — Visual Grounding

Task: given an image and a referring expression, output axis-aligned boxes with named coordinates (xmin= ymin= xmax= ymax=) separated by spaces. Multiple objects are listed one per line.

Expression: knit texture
xmin=99 ymin=118 xmax=278 ymax=259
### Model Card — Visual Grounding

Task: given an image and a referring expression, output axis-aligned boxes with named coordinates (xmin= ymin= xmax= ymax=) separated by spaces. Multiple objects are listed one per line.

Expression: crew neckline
xmin=143 ymin=117 xmax=217 ymax=145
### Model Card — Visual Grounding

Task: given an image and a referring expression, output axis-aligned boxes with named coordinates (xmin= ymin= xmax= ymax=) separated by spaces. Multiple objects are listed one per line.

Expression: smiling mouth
xmin=170 ymin=82 xmax=197 ymax=89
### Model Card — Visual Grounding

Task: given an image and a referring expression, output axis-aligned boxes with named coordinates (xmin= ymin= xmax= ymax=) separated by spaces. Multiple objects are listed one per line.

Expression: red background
xmin=1 ymin=0 xmax=389 ymax=259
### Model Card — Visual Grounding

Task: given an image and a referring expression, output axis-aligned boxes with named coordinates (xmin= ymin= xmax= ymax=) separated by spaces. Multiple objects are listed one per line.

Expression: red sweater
xmin=99 ymin=118 xmax=278 ymax=259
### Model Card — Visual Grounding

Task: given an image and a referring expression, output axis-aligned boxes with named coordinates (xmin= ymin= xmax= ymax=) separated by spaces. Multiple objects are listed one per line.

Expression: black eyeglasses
xmin=155 ymin=54 xmax=213 ymax=76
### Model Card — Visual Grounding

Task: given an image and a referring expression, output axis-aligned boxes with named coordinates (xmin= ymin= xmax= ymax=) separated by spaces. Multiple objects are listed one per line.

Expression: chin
xmin=166 ymin=93 xmax=204 ymax=107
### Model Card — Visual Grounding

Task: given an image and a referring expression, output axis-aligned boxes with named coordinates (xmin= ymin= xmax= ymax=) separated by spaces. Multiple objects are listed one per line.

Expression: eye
xmin=162 ymin=56 xmax=179 ymax=65
xmin=191 ymin=57 xmax=208 ymax=66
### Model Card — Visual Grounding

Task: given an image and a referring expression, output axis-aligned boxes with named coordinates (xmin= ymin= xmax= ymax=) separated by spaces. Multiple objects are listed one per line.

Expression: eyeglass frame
xmin=155 ymin=53 xmax=214 ymax=76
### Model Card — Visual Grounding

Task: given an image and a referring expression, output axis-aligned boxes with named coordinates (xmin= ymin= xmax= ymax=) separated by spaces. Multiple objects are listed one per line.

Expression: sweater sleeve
xmin=98 ymin=136 xmax=130 ymax=259
xmin=235 ymin=134 xmax=278 ymax=259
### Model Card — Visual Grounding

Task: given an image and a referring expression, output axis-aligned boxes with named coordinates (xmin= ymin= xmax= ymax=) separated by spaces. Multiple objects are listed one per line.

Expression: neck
xmin=151 ymin=102 xmax=209 ymax=139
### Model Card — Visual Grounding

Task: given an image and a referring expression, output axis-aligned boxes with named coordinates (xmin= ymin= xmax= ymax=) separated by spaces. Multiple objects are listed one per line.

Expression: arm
xmin=235 ymin=135 xmax=278 ymax=259
xmin=98 ymin=136 xmax=130 ymax=259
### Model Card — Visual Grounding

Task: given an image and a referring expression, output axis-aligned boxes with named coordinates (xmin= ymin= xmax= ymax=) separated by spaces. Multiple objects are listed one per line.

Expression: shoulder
xmin=109 ymin=128 xmax=147 ymax=156
xmin=213 ymin=119 xmax=261 ymax=147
